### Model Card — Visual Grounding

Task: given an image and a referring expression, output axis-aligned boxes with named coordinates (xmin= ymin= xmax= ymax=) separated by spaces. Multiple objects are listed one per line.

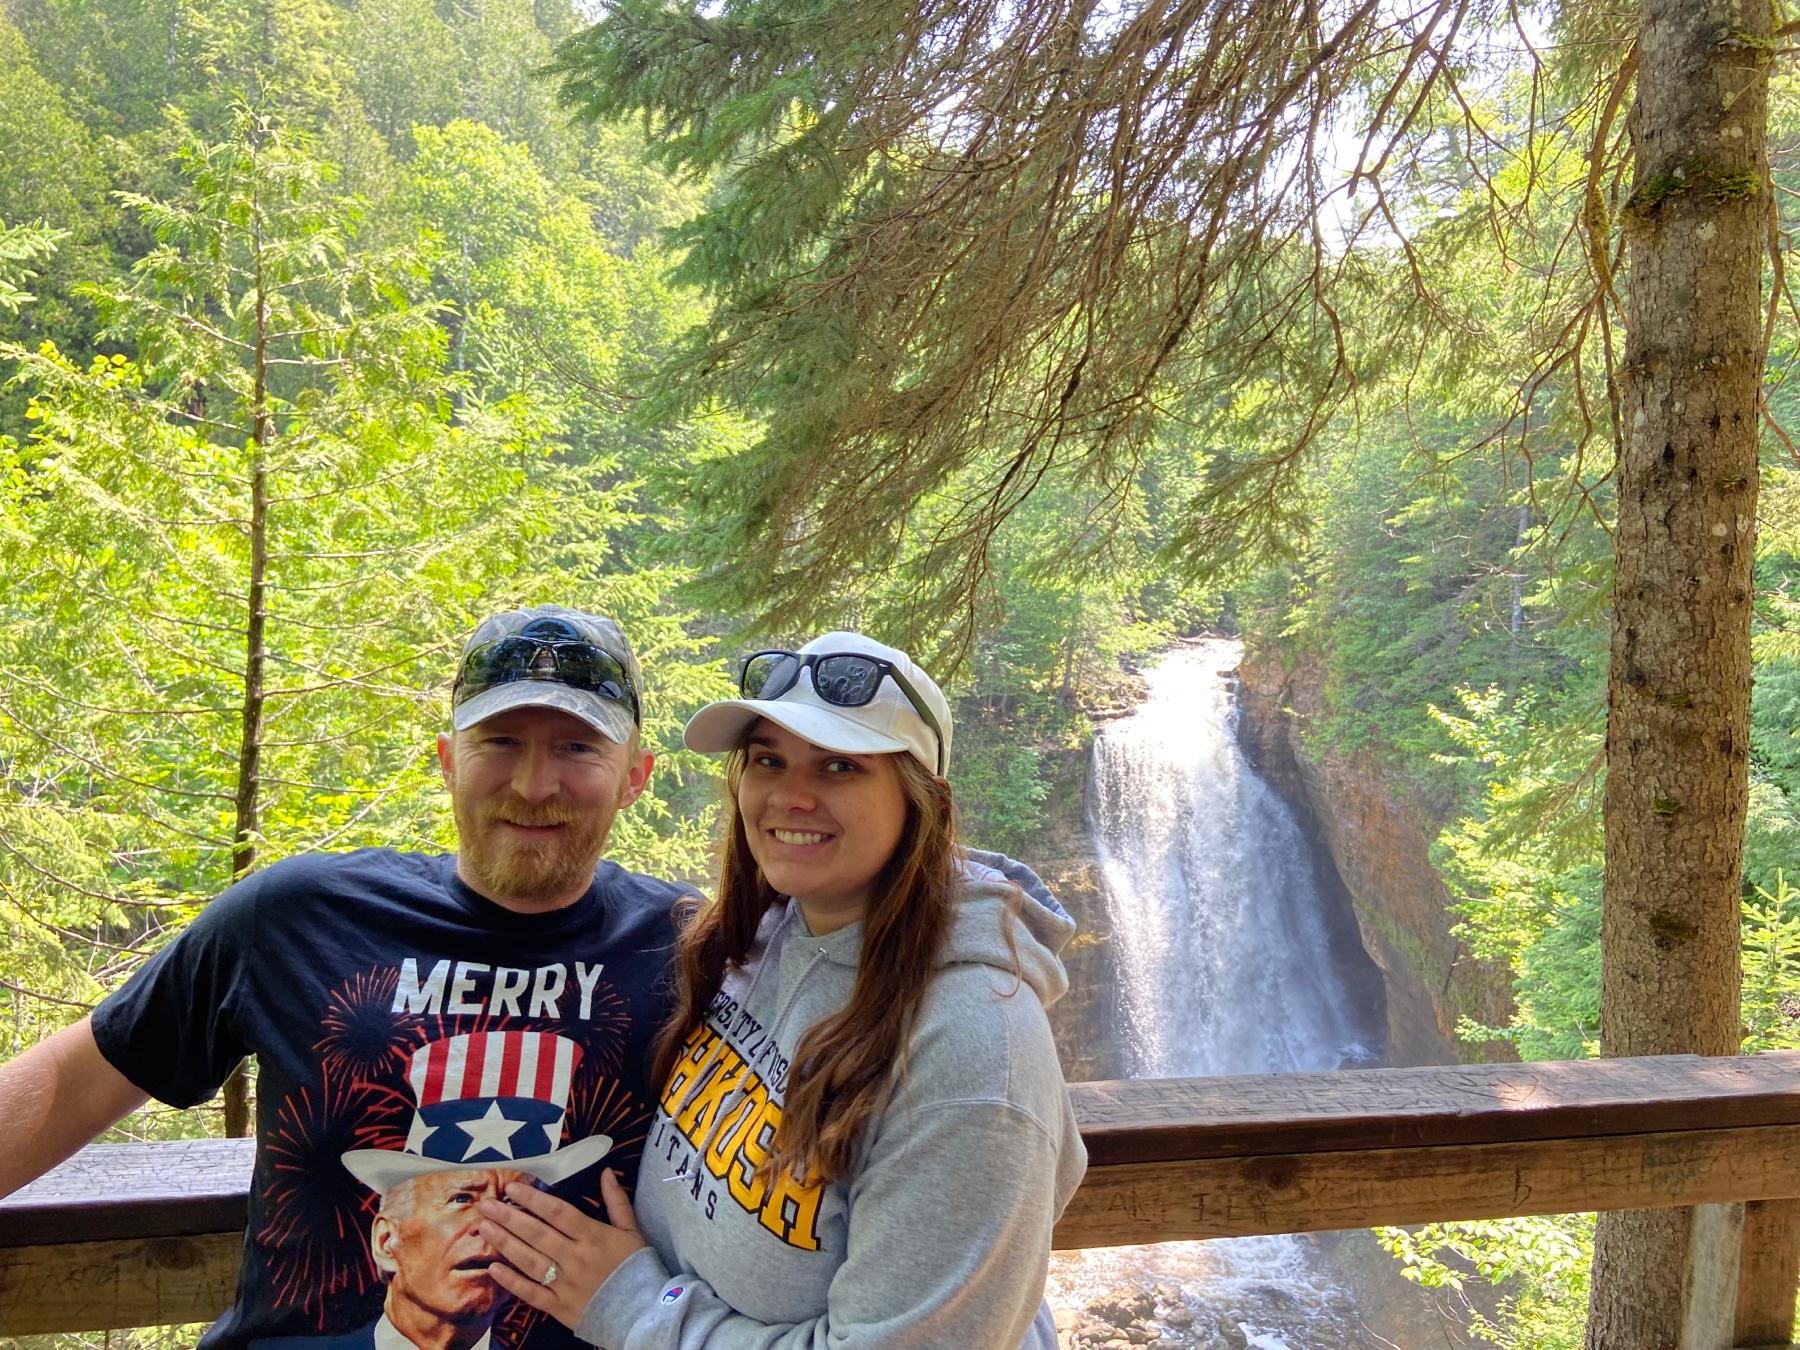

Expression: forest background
xmin=0 ymin=0 xmax=1796 ymax=1347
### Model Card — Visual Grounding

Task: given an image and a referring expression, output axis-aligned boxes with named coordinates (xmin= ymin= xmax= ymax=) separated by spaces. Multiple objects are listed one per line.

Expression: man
xmin=0 ymin=606 xmax=693 ymax=1350
xmin=361 ymin=1167 xmax=534 ymax=1350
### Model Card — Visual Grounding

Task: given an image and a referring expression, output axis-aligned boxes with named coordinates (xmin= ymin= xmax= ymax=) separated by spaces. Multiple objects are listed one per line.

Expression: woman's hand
xmin=477 ymin=1168 xmax=648 ymax=1330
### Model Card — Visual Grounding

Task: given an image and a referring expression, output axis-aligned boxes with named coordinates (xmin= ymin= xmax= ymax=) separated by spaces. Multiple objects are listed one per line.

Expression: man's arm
xmin=0 ymin=1016 xmax=149 ymax=1199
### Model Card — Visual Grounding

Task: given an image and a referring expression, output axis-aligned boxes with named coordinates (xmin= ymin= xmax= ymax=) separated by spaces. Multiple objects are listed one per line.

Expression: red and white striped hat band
xmin=340 ymin=1030 xmax=614 ymax=1193
xmin=410 ymin=1031 xmax=579 ymax=1110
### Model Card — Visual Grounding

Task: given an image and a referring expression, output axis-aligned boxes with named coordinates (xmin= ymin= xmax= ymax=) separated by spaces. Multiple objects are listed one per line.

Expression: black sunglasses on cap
xmin=739 ymin=649 xmax=945 ymax=775
xmin=454 ymin=636 xmax=641 ymax=725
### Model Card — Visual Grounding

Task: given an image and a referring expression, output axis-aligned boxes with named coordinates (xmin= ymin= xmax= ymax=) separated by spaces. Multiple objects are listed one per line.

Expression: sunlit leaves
xmin=0 ymin=108 xmax=728 ymax=1082
xmin=0 ymin=221 xmax=62 ymax=317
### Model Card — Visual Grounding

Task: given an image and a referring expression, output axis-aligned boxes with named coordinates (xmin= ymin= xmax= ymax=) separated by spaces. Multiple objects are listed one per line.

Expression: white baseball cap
xmin=683 ymin=632 xmax=952 ymax=775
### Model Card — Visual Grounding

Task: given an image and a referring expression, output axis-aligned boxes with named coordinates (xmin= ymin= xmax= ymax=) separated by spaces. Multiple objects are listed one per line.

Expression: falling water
xmin=1089 ymin=641 xmax=1376 ymax=1079
xmin=1047 ymin=640 xmax=1463 ymax=1349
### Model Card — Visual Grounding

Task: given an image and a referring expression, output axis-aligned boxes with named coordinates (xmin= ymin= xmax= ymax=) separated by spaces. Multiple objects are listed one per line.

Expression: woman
xmin=474 ymin=632 xmax=1085 ymax=1348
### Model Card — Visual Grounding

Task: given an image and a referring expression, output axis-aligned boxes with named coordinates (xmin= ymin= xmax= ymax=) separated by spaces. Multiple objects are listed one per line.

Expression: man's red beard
xmin=453 ymin=794 xmax=612 ymax=905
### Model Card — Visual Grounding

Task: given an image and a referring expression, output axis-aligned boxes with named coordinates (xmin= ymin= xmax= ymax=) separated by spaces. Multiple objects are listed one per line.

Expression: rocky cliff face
xmin=1030 ymin=742 xmax=1128 ymax=1084
xmin=1235 ymin=643 xmax=1515 ymax=1066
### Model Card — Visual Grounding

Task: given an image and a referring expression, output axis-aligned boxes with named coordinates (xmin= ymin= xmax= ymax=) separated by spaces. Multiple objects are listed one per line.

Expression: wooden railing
xmin=5 ymin=1053 xmax=1800 ymax=1344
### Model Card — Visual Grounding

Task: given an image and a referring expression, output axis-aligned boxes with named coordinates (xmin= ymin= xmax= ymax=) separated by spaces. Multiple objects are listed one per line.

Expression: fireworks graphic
xmin=495 ymin=1297 xmax=538 ymax=1347
xmin=493 ymin=1285 xmax=596 ymax=1350
xmin=570 ymin=1070 xmax=652 ymax=1179
xmin=258 ymin=1077 xmax=401 ymax=1327
xmin=315 ymin=968 xmax=407 ymax=1085
xmin=573 ymin=978 xmax=632 ymax=1077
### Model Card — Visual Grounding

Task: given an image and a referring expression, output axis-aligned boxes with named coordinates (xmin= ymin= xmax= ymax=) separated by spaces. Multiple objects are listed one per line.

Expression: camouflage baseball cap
xmin=450 ymin=605 xmax=642 ymax=745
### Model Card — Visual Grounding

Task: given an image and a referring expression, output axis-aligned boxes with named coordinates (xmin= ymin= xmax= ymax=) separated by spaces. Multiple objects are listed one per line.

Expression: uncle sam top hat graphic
xmin=342 ymin=1030 xmax=613 ymax=1192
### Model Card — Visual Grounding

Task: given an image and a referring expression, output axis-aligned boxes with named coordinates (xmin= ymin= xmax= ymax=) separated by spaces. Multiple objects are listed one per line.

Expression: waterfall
xmin=1048 ymin=640 xmax=1452 ymax=1349
xmin=1088 ymin=640 xmax=1377 ymax=1078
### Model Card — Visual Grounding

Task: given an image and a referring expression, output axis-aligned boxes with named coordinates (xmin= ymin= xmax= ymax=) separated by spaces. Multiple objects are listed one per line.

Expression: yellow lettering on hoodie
xmin=660 ymin=1022 xmax=824 ymax=1250
xmin=660 ymin=1024 xmax=718 ymax=1109
xmin=759 ymin=1164 xmax=823 ymax=1251
xmin=675 ymin=1045 xmax=749 ymax=1139
xmin=704 ymin=1082 xmax=767 ymax=1179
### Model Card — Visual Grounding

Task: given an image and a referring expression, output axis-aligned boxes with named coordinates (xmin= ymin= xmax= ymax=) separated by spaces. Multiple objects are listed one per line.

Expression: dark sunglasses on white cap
xmin=739 ymin=649 xmax=946 ymax=776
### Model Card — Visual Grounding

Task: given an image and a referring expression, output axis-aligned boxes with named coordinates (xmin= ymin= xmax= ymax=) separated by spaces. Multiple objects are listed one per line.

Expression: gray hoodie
xmin=577 ymin=850 xmax=1086 ymax=1349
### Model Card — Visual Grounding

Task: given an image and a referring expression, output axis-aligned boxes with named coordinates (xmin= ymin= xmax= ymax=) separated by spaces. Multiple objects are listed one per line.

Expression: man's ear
xmin=436 ymin=732 xmax=455 ymax=790
xmin=371 ymin=1212 xmax=400 ymax=1281
xmin=620 ymin=751 xmax=655 ymax=809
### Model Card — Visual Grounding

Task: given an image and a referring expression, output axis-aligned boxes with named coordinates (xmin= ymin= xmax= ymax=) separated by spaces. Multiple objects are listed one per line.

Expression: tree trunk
xmin=1584 ymin=0 xmax=1767 ymax=1343
xmin=222 ymin=124 xmax=274 ymax=1143
xmin=1510 ymin=503 xmax=1528 ymax=640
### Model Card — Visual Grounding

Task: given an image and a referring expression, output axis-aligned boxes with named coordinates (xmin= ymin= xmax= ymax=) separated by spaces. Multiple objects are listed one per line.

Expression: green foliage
xmin=1378 ymin=1215 xmax=1593 ymax=1348
xmin=0 ymin=221 xmax=63 ymax=316
xmin=951 ymin=739 xmax=1052 ymax=859
xmin=1742 ymin=872 xmax=1800 ymax=1051
xmin=1244 ymin=404 xmax=1609 ymax=816
xmin=0 ymin=0 xmax=736 ymax=1128
xmin=539 ymin=0 xmax=1645 ymax=673
xmin=1230 ymin=123 xmax=1796 ymax=1336
xmin=0 ymin=108 xmax=729 ymax=1126
xmin=0 ymin=21 xmax=109 ymax=344
xmin=1427 ymin=471 xmax=1800 ymax=1065
xmin=0 ymin=44 xmax=757 ymax=1350
xmin=1331 ymin=465 xmax=1799 ymax=1343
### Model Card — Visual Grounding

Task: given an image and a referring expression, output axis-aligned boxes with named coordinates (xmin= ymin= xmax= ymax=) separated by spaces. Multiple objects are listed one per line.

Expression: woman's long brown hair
xmin=649 ymin=740 xmax=959 ymax=1185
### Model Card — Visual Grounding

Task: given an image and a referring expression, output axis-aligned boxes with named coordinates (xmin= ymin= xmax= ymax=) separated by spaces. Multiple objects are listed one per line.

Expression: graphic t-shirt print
xmin=254 ymin=959 xmax=637 ymax=1347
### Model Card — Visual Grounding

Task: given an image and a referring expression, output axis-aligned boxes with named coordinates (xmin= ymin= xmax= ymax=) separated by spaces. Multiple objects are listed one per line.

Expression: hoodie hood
xmin=943 ymin=848 xmax=1073 ymax=1007
xmin=798 ymin=847 xmax=1075 ymax=1008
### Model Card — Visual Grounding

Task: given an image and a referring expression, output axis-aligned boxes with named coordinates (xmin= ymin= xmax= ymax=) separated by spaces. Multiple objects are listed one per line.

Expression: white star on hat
xmin=405 ymin=1113 xmax=438 ymax=1156
xmin=458 ymin=1101 xmax=527 ymax=1162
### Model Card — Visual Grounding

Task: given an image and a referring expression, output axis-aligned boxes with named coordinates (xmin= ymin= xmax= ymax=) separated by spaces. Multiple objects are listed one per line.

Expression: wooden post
xmin=1678 ymin=1203 xmax=1742 ymax=1349
xmin=1735 ymin=1198 xmax=1800 ymax=1348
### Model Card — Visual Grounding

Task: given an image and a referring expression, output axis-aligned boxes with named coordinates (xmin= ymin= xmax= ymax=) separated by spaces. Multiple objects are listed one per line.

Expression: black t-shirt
xmin=90 ymin=848 xmax=689 ymax=1350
